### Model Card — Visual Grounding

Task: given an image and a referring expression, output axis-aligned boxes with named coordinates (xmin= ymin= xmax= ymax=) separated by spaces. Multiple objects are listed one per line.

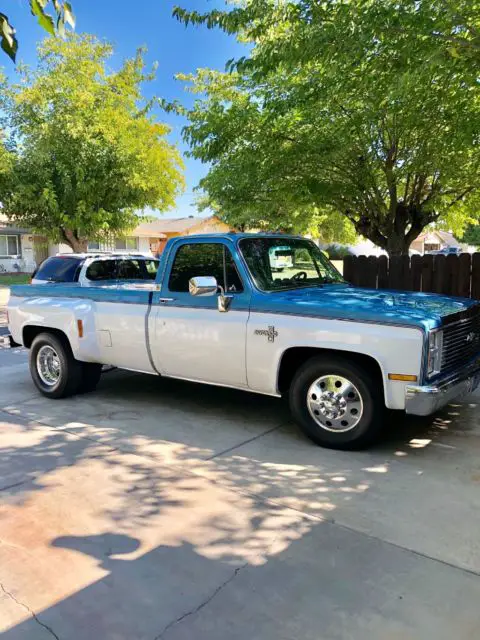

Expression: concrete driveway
xmin=0 ymin=341 xmax=480 ymax=639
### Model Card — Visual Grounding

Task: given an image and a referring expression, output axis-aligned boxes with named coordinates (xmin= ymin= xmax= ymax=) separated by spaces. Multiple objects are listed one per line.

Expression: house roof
xmin=134 ymin=216 xmax=215 ymax=237
xmin=416 ymin=230 xmax=461 ymax=248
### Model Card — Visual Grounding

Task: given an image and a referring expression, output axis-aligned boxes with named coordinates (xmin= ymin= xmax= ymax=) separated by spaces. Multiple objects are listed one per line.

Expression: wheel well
xmin=277 ymin=347 xmax=384 ymax=395
xmin=23 ymin=325 xmax=70 ymax=349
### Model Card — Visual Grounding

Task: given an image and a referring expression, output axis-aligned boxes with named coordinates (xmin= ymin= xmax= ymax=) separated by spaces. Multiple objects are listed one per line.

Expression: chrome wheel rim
xmin=36 ymin=345 xmax=61 ymax=387
xmin=307 ymin=374 xmax=363 ymax=433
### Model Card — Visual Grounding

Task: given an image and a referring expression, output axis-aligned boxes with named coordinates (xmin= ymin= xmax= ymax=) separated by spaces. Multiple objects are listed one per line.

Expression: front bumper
xmin=405 ymin=363 xmax=480 ymax=416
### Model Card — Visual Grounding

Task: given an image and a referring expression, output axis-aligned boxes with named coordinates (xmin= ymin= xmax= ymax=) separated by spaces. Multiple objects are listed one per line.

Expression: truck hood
xmin=257 ymin=285 xmax=479 ymax=331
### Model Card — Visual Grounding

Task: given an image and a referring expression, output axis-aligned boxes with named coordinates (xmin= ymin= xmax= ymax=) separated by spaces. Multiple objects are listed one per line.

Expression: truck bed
xmin=10 ymin=283 xmax=154 ymax=306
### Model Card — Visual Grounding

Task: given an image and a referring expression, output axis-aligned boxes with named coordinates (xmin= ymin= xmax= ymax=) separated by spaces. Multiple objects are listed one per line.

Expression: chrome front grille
xmin=442 ymin=310 xmax=480 ymax=374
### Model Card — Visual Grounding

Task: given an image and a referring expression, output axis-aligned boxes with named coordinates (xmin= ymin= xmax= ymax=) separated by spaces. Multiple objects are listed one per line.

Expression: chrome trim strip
xmin=162 ymin=372 xmax=281 ymax=398
xmin=249 ymin=308 xmax=427 ymax=334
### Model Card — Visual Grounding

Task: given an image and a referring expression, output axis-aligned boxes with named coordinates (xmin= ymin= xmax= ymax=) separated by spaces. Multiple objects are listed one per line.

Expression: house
xmin=132 ymin=216 xmax=233 ymax=256
xmin=0 ymin=215 xmax=233 ymax=273
xmin=410 ymin=230 xmax=463 ymax=254
xmin=0 ymin=216 xmax=38 ymax=274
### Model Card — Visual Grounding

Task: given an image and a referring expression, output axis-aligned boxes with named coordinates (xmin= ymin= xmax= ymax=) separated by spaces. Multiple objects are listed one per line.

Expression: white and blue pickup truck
xmin=7 ymin=233 xmax=480 ymax=449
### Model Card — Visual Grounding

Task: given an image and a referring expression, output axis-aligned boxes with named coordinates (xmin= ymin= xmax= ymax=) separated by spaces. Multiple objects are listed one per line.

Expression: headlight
xmin=427 ymin=329 xmax=443 ymax=377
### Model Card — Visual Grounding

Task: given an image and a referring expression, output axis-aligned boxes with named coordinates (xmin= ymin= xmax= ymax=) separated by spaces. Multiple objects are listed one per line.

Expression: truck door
xmin=150 ymin=239 xmax=250 ymax=387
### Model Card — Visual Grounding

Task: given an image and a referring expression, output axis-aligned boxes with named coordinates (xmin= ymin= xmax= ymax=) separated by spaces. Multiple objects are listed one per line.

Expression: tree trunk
xmin=384 ymin=234 xmax=411 ymax=257
xmin=61 ymin=228 xmax=88 ymax=252
xmin=351 ymin=203 xmax=431 ymax=258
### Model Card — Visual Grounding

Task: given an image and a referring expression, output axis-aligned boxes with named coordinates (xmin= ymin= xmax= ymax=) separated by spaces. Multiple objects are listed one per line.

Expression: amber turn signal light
xmin=388 ymin=373 xmax=418 ymax=382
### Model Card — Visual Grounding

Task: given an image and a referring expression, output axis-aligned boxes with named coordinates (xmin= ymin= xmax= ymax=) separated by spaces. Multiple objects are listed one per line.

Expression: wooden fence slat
xmin=432 ymin=255 xmax=446 ymax=293
xmin=458 ymin=253 xmax=472 ymax=298
xmin=388 ymin=256 xmax=403 ymax=289
xmin=365 ymin=256 xmax=378 ymax=288
xmin=411 ymin=255 xmax=422 ymax=291
xmin=445 ymin=254 xmax=460 ymax=296
xmin=472 ymin=253 xmax=480 ymax=300
xmin=421 ymin=254 xmax=434 ymax=293
xmin=357 ymin=256 xmax=369 ymax=287
xmin=377 ymin=255 xmax=389 ymax=289
xmin=400 ymin=255 xmax=412 ymax=291
xmin=343 ymin=255 xmax=356 ymax=285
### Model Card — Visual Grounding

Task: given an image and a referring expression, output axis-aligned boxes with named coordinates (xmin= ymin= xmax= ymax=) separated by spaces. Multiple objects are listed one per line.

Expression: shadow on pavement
xmin=0 ymin=372 xmax=479 ymax=639
xmin=3 ymin=523 xmax=480 ymax=640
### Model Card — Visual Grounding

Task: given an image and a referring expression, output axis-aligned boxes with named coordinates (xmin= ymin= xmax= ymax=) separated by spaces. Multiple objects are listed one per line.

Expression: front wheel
xmin=289 ymin=356 xmax=384 ymax=450
xmin=30 ymin=332 xmax=83 ymax=399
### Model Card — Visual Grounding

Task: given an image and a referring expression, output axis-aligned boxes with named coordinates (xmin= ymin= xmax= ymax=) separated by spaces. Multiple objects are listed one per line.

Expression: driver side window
xmin=169 ymin=243 xmax=244 ymax=293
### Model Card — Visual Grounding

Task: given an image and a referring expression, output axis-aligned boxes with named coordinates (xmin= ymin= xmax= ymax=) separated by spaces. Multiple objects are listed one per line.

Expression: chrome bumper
xmin=405 ymin=365 xmax=480 ymax=416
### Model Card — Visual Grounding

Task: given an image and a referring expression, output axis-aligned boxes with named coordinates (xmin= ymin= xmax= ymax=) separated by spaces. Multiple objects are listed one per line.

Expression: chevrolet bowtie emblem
xmin=254 ymin=326 xmax=278 ymax=343
xmin=466 ymin=332 xmax=478 ymax=343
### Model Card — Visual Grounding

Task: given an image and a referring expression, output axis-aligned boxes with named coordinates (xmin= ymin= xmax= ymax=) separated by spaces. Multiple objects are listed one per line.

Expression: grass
xmin=0 ymin=273 xmax=31 ymax=286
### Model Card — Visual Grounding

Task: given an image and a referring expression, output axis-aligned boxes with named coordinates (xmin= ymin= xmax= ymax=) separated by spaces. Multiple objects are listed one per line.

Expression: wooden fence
xmin=343 ymin=253 xmax=480 ymax=299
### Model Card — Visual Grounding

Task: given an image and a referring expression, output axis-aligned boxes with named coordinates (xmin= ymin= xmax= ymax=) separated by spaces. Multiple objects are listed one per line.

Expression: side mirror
xmin=189 ymin=275 xmax=234 ymax=312
xmin=189 ymin=276 xmax=218 ymax=297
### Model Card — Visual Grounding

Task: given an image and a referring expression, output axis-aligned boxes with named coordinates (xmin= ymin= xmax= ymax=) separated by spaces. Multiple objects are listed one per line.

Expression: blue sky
xmin=3 ymin=0 xmax=243 ymax=219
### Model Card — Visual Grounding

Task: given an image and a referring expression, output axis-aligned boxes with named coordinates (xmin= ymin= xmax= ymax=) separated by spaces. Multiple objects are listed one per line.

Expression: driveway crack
xmin=154 ymin=562 xmax=248 ymax=639
xmin=206 ymin=422 xmax=287 ymax=461
xmin=1 ymin=582 xmax=60 ymax=640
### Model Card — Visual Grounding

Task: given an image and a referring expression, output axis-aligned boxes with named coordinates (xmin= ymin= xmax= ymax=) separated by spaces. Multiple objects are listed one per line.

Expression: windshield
xmin=240 ymin=237 xmax=345 ymax=291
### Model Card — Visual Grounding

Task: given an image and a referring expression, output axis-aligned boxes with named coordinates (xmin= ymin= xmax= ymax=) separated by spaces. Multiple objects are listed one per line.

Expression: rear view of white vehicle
xmin=31 ymin=253 xmax=159 ymax=285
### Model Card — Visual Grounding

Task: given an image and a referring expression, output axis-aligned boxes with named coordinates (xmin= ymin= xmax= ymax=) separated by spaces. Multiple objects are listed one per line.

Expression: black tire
xmin=79 ymin=363 xmax=103 ymax=393
xmin=289 ymin=355 xmax=384 ymax=450
xmin=29 ymin=332 xmax=83 ymax=399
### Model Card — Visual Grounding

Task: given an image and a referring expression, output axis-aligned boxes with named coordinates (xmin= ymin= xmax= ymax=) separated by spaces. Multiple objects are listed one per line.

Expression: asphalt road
xmin=1 ymin=342 xmax=480 ymax=639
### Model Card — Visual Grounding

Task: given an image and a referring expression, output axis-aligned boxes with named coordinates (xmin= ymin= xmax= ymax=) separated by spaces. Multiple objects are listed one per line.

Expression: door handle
xmin=159 ymin=297 xmax=175 ymax=304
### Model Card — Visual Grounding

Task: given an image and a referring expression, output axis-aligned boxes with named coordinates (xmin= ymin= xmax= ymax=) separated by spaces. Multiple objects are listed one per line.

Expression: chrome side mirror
xmin=189 ymin=275 xmax=234 ymax=312
xmin=189 ymin=276 xmax=218 ymax=297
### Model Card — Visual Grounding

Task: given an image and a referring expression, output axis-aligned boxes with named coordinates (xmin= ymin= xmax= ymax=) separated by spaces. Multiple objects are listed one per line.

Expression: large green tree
xmin=1 ymin=35 xmax=184 ymax=252
xmin=1 ymin=1 xmax=75 ymax=62
xmin=174 ymin=0 xmax=480 ymax=256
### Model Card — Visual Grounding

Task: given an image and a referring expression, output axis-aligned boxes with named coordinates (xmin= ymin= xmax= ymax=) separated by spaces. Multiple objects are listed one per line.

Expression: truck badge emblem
xmin=254 ymin=326 xmax=278 ymax=343
xmin=466 ymin=332 xmax=478 ymax=344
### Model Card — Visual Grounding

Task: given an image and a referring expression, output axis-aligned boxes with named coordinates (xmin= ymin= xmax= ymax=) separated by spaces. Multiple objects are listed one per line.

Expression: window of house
xmin=0 ymin=235 xmax=20 ymax=257
xmin=87 ymin=241 xmax=101 ymax=251
xmin=115 ymin=237 xmax=138 ymax=251
xmin=168 ymin=243 xmax=243 ymax=293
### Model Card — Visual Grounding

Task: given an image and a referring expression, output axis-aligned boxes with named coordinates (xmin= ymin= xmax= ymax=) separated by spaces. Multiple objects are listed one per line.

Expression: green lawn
xmin=0 ymin=273 xmax=31 ymax=286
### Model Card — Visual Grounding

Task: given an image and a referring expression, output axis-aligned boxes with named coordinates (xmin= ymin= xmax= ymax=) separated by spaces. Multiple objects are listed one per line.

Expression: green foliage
xmin=0 ymin=35 xmax=184 ymax=251
xmin=461 ymin=224 xmax=480 ymax=247
xmin=174 ymin=0 xmax=480 ymax=256
xmin=1 ymin=1 xmax=75 ymax=62
xmin=325 ymin=245 xmax=353 ymax=261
